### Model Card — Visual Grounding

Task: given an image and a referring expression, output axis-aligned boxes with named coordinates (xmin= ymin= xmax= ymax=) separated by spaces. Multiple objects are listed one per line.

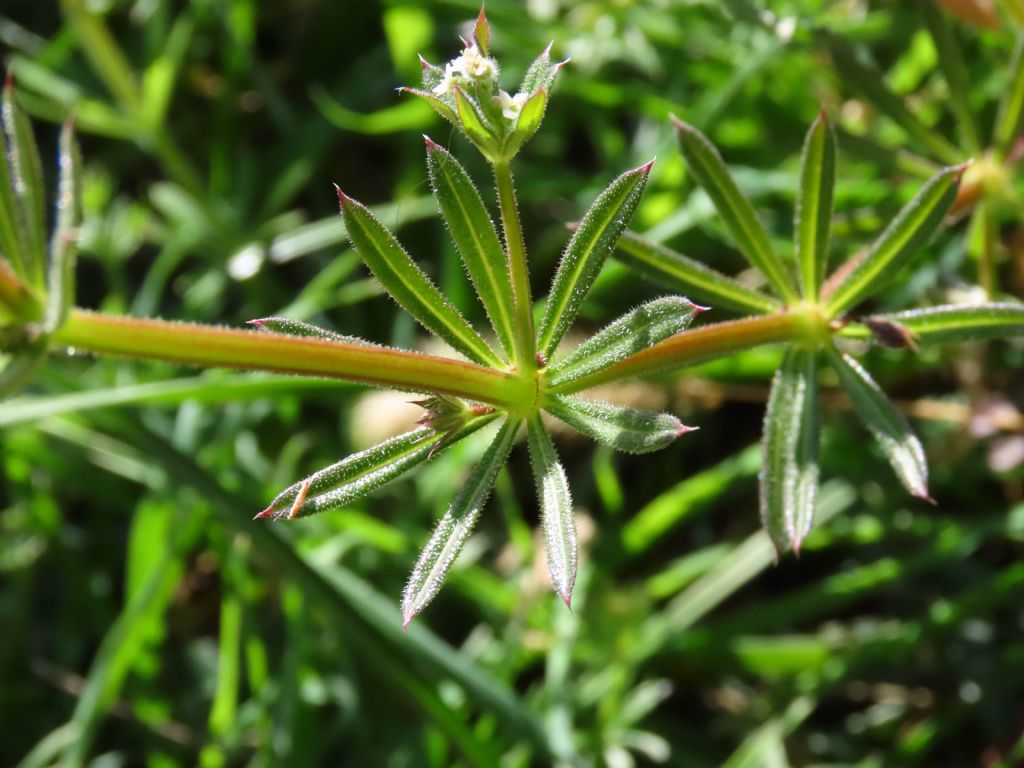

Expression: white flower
xmin=499 ymin=90 xmax=528 ymax=121
xmin=432 ymin=44 xmax=498 ymax=97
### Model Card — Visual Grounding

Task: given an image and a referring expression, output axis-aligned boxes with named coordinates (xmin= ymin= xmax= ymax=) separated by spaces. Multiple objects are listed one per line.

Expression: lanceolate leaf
xmin=759 ymin=347 xmax=819 ymax=555
xmin=546 ymin=296 xmax=704 ymax=389
xmin=44 ymin=121 xmax=81 ymax=332
xmin=2 ymin=80 xmax=46 ymax=287
xmin=454 ymin=87 xmax=496 ymax=152
xmin=672 ymin=117 xmax=798 ymax=303
xmin=867 ymin=302 xmax=1024 ymax=345
xmin=336 ymin=187 xmax=502 ymax=367
xmin=248 ymin=316 xmax=365 ymax=344
xmin=537 ymin=160 xmax=653 ymax=357
xmin=0 ymin=95 xmax=28 ymax=281
xmin=399 ymin=87 xmax=458 ymax=126
xmin=993 ymin=36 xmax=1024 ymax=159
xmin=258 ymin=413 xmax=498 ymax=520
xmin=425 ymin=139 xmax=516 ymax=359
xmin=795 ymin=111 xmax=836 ymax=301
xmin=526 ymin=413 xmax=577 ymax=606
xmin=401 ymin=417 xmax=519 ymax=627
xmin=519 ymin=43 xmax=562 ymax=95
xmin=825 ymin=163 xmax=965 ymax=316
xmin=545 ymin=395 xmax=693 ymax=454
xmin=615 ymin=231 xmax=781 ymax=314
xmin=825 ymin=347 xmax=930 ymax=499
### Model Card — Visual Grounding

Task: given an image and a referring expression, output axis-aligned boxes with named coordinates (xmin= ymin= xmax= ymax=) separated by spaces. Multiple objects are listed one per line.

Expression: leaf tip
xmin=691 ymin=302 xmax=711 ymax=315
xmin=676 ymin=423 xmax=699 ymax=436
xmin=952 ymin=160 xmax=972 ymax=184
xmin=246 ymin=318 xmax=268 ymax=330
xmin=253 ymin=507 xmax=277 ymax=520
xmin=560 ymin=590 xmax=573 ymax=610
xmin=333 ymin=183 xmax=351 ymax=207
xmin=402 ymin=612 xmax=415 ymax=631
xmin=417 ymin=53 xmax=432 ymax=70
xmin=640 ymin=157 xmax=656 ymax=175
xmin=423 ymin=134 xmax=441 ymax=153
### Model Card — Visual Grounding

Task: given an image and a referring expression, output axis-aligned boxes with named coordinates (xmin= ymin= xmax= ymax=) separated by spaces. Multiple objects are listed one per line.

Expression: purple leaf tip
xmin=254 ymin=508 xmax=276 ymax=520
xmin=333 ymin=183 xmax=351 ymax=207
xmin=423 ymin=134 xmax=440 ymax=152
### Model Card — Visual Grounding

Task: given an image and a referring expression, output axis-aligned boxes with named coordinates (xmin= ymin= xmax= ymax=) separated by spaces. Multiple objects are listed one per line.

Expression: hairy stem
xmin=552 ymin=312 xmax=802 ymax=394
xmin=52 ymin=309 xmax=529 ymax=408
xmin=493 ymin=161 xmax=536 ymax=372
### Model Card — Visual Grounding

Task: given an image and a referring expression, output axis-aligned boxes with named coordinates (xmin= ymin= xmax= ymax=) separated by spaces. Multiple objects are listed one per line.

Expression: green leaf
xmin=824 ymin=162 xmax=965 ymax=316
xmin=0 ymin=345 xmax=46 ymax=399
xmin=922 ymin=0 xmax=981 ymax=152
xmin=336 ymin=187 xmax=502 ymax=367
xmin=672 ymin=117 xmax=798 ymax=303
xmin=43 ymin=121 xmax=81 ymax=332
xmin=759 ymin=347 xmax=819 ymax=555
xmin=615 ymin=232 xmax=781 ymax=314
xmin=472 ymin=6 xmax=490 ymax=56
xmin=401 ymin=417 xmax=519 ymax=627
xmin=398 ymin=86 xmax=458 ymax=126
xmin=454 ymin=87 xmax=496 ymax=153
xmin=519 ymin=43 xmax=563 ymax=95
xmin=545 ymin=395 xmax=693 ymax=454
xmin=425 ymin=139 xmax=516 ymax=360
xmin=537 ymin=160 xmax=653 ymax=357
xmin=502 ymin=88 xmax=547 ymax=158
xmin=867 ymin=302 xmax=1024 ymax=345
xmin=546 ymin=296 xmax=703 ymax=389
xmin=828 ymin=36 xmax=962 ymax=165
xmin=525 ymin=413 xmax=577 ymax=606
xmin=795 ymin=111 xmax=836 ymax=301
xmin=2 ymin=79 xmax=46 ymax=287
xmin=248 ymin=315 xmax=365 ymax=343
xmin=259 ymin=413 xmax=498 ymax=520
xmin=0 ymin=103 xmax=28 ymax=282
xmin=994 ymin=35 xmax=1024 ymax=158
xmin=825 ymin=346 xmax=930 ymax=500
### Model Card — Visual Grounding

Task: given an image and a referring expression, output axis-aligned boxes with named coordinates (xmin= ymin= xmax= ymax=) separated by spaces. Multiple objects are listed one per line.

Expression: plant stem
xmin=552 ymin=312 xmax=802 ymax=394
xmin=52 ymin=309 xmax=528 ymax=408
xmin=493 ymin=161 xmax=536 ymax=372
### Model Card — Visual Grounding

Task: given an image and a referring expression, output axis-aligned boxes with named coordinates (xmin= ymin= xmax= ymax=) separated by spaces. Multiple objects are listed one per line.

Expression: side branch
xmin=52 ymin=310 xmax=525 ymax=408
xmin=552 ymin=312 xmax=802 ymax=393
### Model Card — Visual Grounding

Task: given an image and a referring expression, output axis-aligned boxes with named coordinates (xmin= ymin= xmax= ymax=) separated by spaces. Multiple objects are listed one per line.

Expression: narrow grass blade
xmin=425 ymin=138 xmax=516 ymax=359
xmin=401 ymin=417 xmax=519 ymax=626
xmin=615 ymin=231 xmax=781 ymax=314
xmin=259 ymin=413 xmax=497 ymax=520
xmin=43 ymin=120 xmax=81 ymax=332
xmin=828 ymin=36 xmax=962 ymax=165
xmin=537 ymin=160 xmax=653 ymax=357
xmin=248 ymin=315 xmax=364 ymax=343
xmin=526 ymin=413 xmax=577 ymax=606
xmin=759 ymin=347 xmax=819 ymax=555
xmin=994 ymin=36 xmax=1024 ymax=158
xmin=825 ymin=347 xmax=930 ymax=499
xmin=545 ymin=395 xmax=693 ymax=454
xmin=672 ymin=117 xmax=798 ymax=302
xmin=2 ymin=78 xmax=46 ymax=287
xmin=546 ymin=296 xmax=704 ymax=389
xmin=336 ymin=186 xmax=502 ymax=367
xmin=922 ymin=0 xmax=981 ymax=152
xmin=867 ymin=302 xmax=1024 ymax=345
xmin=795 ymin=111 xmax=836 ymax=301
xmin=825 ymin=163 xmax=966 ymax=316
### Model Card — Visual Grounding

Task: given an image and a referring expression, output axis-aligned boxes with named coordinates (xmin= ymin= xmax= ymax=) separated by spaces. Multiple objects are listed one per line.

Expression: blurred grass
xmin=2 ymin=0 xmax=1024 ymax=766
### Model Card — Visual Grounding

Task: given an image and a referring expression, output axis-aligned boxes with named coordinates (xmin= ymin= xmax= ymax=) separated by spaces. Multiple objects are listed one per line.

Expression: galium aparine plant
xmin=1 ymin=8 xmax=1024 ymax=628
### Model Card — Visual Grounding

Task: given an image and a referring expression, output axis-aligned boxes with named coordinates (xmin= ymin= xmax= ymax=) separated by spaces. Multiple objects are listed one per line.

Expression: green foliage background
xmin=2 ymin=1 xmax=1024 ymax=765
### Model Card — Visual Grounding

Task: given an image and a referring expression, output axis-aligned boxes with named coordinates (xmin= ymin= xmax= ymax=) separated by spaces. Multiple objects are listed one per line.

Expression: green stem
xmin=493 ymin=161 xmax=536 ymax=372
xmin=52 ymin=309 xmax=528 ymax=408
xmin=552 ymin=311 xmax=802 ymax=394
